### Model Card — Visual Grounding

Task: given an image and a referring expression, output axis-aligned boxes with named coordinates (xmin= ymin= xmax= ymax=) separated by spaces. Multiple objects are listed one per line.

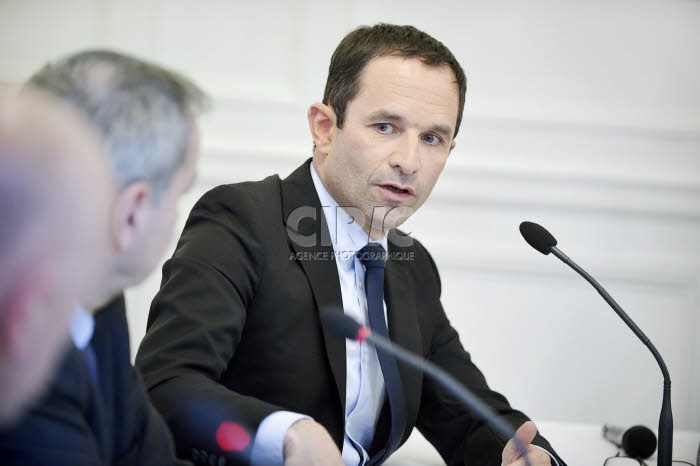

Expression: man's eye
xmin=376 ymin=123 xmax=394 ymax=133
xmin=422 ymin=134 xmax=442 ymax=145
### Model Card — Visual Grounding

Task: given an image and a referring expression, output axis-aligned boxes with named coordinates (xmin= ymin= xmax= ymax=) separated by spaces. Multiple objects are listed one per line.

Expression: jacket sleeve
xmin=135 ymin=183 xmax=285 ymax=465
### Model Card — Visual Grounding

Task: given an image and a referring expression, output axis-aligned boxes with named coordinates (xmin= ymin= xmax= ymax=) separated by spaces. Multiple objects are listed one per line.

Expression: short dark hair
xmin=28 ymin=50 xmax=209 ymax=200
xmin=323 ymin=23 xmax=467 ymax=138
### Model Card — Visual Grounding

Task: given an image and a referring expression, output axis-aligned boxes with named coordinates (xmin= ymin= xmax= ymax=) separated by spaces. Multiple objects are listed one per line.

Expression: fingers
xmin=502 ymin=421 xmax=539 ymax=464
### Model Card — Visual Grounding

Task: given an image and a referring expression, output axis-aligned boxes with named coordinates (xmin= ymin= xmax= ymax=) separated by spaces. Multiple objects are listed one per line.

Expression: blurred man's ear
xmin=307 ymin=103 xmax=337 ymax=158
xmin=110 ymin=181 xmax=151 ymax=252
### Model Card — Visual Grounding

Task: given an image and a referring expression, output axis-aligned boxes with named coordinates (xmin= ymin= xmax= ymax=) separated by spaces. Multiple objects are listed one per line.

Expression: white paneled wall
xmin=1 ymin=0 xmax=699 ymax=433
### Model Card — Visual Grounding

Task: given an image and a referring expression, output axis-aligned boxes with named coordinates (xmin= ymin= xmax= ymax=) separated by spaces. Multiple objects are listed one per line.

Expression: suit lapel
xmin=90 ymin=295 xmax=129 ymax=461
xmin=71 ymin=334 xmax=111 ymax=463
xmin=281 ymin=160 xmax=347 ymax=423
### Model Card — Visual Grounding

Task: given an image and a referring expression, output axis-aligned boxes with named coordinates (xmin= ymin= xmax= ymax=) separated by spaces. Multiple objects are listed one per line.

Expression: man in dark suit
xmin=0 ymin=50 xmax=207 ymax=465
xmin=136 ymin=24 xmax=566 ymax=466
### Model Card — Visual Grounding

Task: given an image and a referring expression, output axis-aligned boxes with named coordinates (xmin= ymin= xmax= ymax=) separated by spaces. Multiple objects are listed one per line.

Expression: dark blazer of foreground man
xmin=0 ymin=297 xmax=185 ymax=465
xmin=137 ymin=24 xmax=566 ymax=466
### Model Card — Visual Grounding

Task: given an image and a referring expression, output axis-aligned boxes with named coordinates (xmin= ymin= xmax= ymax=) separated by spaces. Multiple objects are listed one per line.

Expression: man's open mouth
xmin=382 ymin=184 xmax=412 ymax=195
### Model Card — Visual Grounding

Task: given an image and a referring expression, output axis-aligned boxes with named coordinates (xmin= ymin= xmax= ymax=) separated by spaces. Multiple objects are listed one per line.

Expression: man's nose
xmin=388 ymin=135 xmax=419 ymax=175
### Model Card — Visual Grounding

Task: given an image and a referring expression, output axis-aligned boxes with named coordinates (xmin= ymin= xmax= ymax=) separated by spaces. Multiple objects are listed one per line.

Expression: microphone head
xmin=622 ymin=425 xmax=657 ymax=459
xmin=320 ymin=310 xmax=362 ymax=341
xmin=519 ymin=221 xmax=558 ymax=255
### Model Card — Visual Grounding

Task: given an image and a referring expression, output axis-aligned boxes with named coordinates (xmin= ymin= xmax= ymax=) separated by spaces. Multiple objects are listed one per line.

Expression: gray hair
xmin=27 ymin=49 xmax=209 ymax=200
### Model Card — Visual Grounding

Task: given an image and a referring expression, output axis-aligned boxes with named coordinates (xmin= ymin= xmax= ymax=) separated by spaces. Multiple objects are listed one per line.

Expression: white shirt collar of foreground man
xmin=70 ymin=306 xmax=94 ymax=351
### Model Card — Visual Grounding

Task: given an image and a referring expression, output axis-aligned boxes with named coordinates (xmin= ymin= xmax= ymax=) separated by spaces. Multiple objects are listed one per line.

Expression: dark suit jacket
xmin=0 ymin=296 xmax=188 ymax=466
xmin=135 ymin=160 xmax=566 ymax=466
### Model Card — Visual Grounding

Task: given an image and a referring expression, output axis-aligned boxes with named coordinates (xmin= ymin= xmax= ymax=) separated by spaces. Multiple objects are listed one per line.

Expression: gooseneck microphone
xmin=321 ymin=311 xmax=533 ymax=466
xmin=519 ymin=221 xmax=673 ymax=466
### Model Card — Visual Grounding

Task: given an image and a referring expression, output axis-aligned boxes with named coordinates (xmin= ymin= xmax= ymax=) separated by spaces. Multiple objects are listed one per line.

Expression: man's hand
xmin=501 ymin=421 xmax=552 ymax=466
xmin=283 ymin=419 xmax=344 ymax=466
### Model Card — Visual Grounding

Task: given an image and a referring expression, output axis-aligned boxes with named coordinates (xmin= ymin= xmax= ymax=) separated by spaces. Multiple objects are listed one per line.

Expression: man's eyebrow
xmin=367 ymin=110 xmax=405 ymax=123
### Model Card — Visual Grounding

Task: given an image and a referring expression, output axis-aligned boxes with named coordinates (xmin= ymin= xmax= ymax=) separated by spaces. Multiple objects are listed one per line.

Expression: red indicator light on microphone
xmin=357 ymin=326 xmax=370 ymax=341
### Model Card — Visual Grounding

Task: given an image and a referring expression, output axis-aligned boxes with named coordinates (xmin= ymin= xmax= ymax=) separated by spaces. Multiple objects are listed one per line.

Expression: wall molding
xmin=197 ymin=140 xmax=700 ymax=219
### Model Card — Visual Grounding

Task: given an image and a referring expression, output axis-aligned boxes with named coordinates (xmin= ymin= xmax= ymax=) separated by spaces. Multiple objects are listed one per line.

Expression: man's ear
xmin=449 ymin=139 xmax=456 ymax=154
xmin=307 ymin=103 xmax=337 ymax=157
xmin=110 ymin=181 xmax=151 ymax=252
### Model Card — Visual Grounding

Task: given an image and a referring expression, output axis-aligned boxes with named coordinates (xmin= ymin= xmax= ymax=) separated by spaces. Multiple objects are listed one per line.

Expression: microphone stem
xmin=550 ymin=246 xmax=673 ymax=466
xmin=367 ymin=334 xmax=533 ymax=466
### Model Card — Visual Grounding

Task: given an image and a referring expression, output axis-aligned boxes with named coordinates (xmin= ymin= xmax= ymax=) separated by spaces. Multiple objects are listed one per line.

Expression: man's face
xmin=316 ymin=56 xmax=459 ymax=237
xmin=123 ymin=125 xmax=199 ymax=285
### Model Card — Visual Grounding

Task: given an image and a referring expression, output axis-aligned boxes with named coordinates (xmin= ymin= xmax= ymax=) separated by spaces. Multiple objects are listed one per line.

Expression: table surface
xmin=385 ymin=421 xmax=700 ymax=466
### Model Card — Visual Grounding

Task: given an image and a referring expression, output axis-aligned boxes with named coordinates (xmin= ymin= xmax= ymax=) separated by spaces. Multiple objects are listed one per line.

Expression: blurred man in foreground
xmin=0 ymin=50 xmax=207 ymax=465
xmin=0 ymin=86 xmax=113 ymax=427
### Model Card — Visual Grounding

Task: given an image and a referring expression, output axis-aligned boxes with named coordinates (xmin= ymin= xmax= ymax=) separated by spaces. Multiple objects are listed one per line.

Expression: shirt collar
xmin=70 ymin=305 xmax=95 ymax=350
xmin=309 ymin=163 xmax=388 ymax=263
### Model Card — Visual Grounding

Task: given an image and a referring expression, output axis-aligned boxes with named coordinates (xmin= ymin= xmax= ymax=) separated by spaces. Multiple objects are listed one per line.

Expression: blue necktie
xmin=357 ymin=244 xmax=406 ymax=464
